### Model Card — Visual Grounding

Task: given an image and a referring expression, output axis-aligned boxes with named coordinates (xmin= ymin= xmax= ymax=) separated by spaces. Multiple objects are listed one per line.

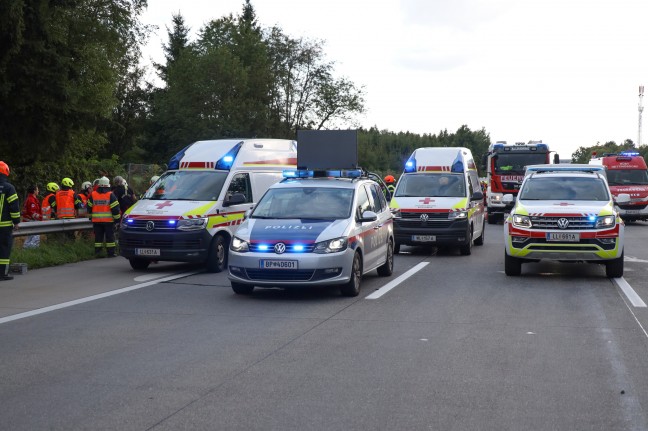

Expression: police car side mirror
xmin=616 ymin=193 xmax=631 ymax=204
xmin=502 ymin=194 xmax=515 ymax=204
xmin=472 ymin=190 xmax=483 ymax=201
xmin=359 ymin=210 xmax=378 ymax=222
xmin=224 ymin=193 xmax=246 ymax=207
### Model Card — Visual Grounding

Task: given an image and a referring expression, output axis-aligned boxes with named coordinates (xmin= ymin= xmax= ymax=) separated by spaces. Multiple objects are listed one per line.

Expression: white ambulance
xmin=389 ymin=147 xmax=485 ymax=255
xmin=119 ymin=139 xmax=297 ymax=272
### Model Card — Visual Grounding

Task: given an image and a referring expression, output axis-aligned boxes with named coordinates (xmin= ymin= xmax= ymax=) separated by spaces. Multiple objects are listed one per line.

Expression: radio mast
xmin=640 ymin=85 xmax=644 ymax=146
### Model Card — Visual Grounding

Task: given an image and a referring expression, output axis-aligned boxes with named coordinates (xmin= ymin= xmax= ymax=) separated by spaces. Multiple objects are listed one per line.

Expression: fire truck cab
xmin=483 ymin=141 xmax=558 ymax=224
xmin=589 ymin=151 xmax=648 ymax=221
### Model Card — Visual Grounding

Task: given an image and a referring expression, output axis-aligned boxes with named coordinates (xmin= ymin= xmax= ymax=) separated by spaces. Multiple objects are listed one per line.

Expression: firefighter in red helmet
xmin=0 ymin=161 xmax=20 ymax=281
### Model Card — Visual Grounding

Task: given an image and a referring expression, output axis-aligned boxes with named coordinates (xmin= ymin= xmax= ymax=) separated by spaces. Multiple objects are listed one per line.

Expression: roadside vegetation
xmin=11 ymin=235 xmax=96 ymax=271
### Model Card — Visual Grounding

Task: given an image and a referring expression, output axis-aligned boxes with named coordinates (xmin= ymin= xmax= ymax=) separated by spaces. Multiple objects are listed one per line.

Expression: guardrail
xmin=13 ymin=219 xmax=94 ymax=237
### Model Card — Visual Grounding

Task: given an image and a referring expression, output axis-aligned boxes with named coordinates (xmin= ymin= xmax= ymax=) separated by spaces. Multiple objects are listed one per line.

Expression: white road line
xmin=0 ymin=271 xmax=200 ymax=325
xmin=133 ymin=272 xmax=175 ymax=282
xmin=366 ymin=262 xmax=429 ymax=300
xmin=613 ymin=277 xmax=647 ymax=308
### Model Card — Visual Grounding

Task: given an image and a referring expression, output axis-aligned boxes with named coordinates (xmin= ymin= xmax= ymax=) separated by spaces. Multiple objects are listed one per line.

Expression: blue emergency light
xmin=215 ymin=142 xmax=243 ymax=170
xmin=404 ymin=157 xmax=416 ymax=173
xmin=283 ymin=169 xmax=362 ymax=178
xmin=620 ymin=151 xmax=640 ymax=156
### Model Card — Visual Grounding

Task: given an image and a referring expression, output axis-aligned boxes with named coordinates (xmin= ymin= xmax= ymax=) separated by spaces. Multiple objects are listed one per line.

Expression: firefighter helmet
xmin=0 ymin=161 xmax=9 ymax=176
xmin=384 ymin=175 xmax=395 ymax=184
xmin=98 ymin=176 xmax=110 ymax=187
xmin=46 ymin=182 xmax=60 ymax=193
xmin=61 ymin=177 xmax=74 ymax=187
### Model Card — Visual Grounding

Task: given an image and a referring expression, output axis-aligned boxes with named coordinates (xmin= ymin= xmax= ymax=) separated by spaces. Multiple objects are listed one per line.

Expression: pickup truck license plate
xmin=546 ymin=232 xmax=579 ymax=242
xmin=136 ymin=248 xmax=161 ymax=256
xmin=260 ymin=259 xmax=297 ymax=270
xmin=412 ymin=235 xmax=436 ymax=242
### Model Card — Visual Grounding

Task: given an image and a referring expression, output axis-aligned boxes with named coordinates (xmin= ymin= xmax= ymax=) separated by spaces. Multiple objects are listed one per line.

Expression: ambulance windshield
xmin=143 ymin=171 xmax=229 ymax=201
xmin=394 ymin=173 xmax=466 ymax=198
xmin=252 ymin=187 xmax=354 ymax=219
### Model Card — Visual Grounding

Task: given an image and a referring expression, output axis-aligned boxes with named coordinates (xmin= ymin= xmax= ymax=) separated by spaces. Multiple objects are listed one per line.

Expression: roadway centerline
xmin=0 ymin=271 xmax=201 ymax=325
xmin=613 ymin=277 xmax=647 ymax=308
xmin=366 ymin=262 xmax=429 ymax=300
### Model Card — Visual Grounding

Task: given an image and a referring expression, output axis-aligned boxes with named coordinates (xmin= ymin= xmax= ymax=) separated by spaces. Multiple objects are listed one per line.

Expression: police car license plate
xmin=136 ymin=248 xmax=160 ymax=256
xmin=412 ymin=235 xmax=435 ymax=242
xmin=546 ymin=233 xmax=579 ymax=242
xmin=260 ymin=259 xmax=298 ymax=270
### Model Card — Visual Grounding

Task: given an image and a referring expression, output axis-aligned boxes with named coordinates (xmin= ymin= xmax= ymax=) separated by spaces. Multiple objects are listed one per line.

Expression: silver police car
xmin=228 ymin=170 xmax=394 ymax=296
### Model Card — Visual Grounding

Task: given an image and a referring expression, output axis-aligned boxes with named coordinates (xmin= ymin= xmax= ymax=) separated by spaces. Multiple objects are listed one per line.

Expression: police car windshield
xmin=519 ymin=176 xmax=610 ymax=201
xmin=142 ymin=171 xmax=229 ymax=201
xmin=394 ymin=173 xmax=466 ymax=198
xmin=606 ymin=169 xmax=648 ymax=186
xmin=252 ymin=187 xmax=354 ymax=219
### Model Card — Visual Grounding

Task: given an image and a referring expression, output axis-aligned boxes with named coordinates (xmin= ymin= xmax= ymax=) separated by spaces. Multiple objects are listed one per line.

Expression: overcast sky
xmin=140 ymin=0 xmax=648 ymax=158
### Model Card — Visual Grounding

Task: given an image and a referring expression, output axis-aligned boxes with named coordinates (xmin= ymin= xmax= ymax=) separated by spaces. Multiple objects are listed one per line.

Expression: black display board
xmin=296 ymin=130 xmax=358 ymax=170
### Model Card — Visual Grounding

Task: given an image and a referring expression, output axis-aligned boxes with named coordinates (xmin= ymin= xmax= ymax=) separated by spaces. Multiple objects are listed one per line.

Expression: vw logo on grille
xmin=274 ymin=243 xmax=286 ymax=254
xmin=420 ymin=213 xmax=429 ymax=222
xmin=557 ymin=218 xmax=570 ymax=229
xmin=146 ymin=221 xmax=155 ymax=231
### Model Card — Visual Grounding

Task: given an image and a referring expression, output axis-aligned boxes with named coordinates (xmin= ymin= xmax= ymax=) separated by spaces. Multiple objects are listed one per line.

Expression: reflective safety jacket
xmin=53 ymin=189 xmax=77 ymax=219
xmin=0 ymin=176 xmax=20 ymax=228
xmin=88 ymin=189 xmax=121 ymax=223
xmin=42 ymin=193 xmax=55 ymax=220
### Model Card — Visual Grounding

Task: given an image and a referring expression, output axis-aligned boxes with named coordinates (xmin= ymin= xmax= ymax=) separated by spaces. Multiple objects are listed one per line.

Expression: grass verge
xmin=11 ymin=234 xmax=97 ymax=270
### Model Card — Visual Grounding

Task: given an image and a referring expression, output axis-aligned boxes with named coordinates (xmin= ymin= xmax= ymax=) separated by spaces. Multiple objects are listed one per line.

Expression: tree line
xmin=0 ymin=0 xmax=635 ymax=198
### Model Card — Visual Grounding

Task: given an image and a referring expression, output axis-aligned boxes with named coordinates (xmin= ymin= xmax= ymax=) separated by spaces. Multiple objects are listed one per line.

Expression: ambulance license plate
xmin=625 ymin=209 xmax=639 ymax=214
xmin=412 ymin=235 xmax=436 ymax=242
xmin=546 ymin=232 xmax=579 ymax=242
xmin=260 ymin=259 xmax=297 ymax=270
xmin=136 ymin=248 xmax=160 ymax=256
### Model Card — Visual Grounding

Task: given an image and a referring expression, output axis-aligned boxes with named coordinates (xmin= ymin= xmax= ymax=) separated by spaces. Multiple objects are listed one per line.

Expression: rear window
xmin=143 ymin=171 xmax=229 ymax=201
xmin=519 ymin=176 xmax=610 ymax=201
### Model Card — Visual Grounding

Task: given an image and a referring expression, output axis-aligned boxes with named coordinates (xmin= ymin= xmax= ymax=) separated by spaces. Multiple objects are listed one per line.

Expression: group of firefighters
xmin=0 ymin=161 xmax=143 ymax=281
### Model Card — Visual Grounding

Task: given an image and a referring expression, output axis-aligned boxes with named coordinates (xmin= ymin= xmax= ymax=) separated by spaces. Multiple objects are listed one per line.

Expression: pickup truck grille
xmin=529 ymin=216 xmax=596 ymax=230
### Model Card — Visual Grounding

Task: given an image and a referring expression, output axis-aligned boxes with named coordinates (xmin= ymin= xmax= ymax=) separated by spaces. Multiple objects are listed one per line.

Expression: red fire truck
xmin=589 ymin=151 xmax=648 ymax=221
xmin=483 ymin=141 xmax=558 ymax=224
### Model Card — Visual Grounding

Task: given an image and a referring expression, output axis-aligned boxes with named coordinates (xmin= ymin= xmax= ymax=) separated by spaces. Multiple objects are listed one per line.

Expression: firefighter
xmin=0 ymin=161 xmax=20 ymax=281
xmin=42 ymin=182 xmax=59 ymax=220
xmin=50 ymin=177 xmax=83 ymax=219
xmin=384 ymin=174 xmax=396 ymax=195
xmin=78 ymin=181 xmax=93 ymax=217
xmin=87 ymin=176 xmax=121 ymax=257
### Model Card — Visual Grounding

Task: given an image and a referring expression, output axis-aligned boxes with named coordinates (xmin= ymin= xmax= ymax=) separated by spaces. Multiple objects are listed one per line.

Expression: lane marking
xmin=0 ymin=271 xmax=200 ymax=325
xmin=366 ymin=262 xmax=429 ymax=300
xmin=613 ymin=277 xmax=647 ymax=308
xmin=134 ymin=272 xmax=175 ymax=282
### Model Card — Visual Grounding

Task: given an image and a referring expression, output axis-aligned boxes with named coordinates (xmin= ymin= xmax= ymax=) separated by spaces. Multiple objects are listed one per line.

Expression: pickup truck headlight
xmin=595 ymin=215 xmax=615 ymax=229
xmin=512 ymin=214 xmax=532 ymax=228
xmin=177 ymin=218 xmax=208 ymax=231
xmin=448 ymin=210 xmax=468 ymax=220
xmin=230 ymin=236 xmax=249 ymax=252
xmin=313 ymin=237 xmax=348 ymax=254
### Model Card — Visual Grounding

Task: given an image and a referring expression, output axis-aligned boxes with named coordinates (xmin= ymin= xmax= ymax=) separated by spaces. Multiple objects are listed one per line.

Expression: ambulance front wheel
xmin=206 ymin=234 xmax=228 ymax=273
xmin=129 ymin=258 xmax=150 ymax=270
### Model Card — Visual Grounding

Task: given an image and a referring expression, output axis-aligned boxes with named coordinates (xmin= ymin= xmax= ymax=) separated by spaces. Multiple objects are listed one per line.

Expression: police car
xmin=227 ymin=169 xmax=394 ymax=296
xmin=504 ymin=165 xmax=628 ymax=277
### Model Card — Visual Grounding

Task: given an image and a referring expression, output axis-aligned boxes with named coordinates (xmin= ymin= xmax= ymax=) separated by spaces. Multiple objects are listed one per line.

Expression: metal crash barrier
xmin=12 ymin=219 xmax=94 ymax=237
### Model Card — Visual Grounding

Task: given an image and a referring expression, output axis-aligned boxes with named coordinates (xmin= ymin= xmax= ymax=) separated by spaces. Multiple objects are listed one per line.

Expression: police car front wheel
xmin=340 ymin=252 xmax=362 ymax=297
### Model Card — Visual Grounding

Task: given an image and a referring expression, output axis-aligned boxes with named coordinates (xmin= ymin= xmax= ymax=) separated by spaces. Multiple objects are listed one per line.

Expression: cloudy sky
xmin=140 ymin=0 xmax=648 ymax=158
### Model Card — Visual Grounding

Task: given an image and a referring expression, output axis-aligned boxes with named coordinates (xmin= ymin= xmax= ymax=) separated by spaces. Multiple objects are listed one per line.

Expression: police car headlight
xmin=448 ymin=210 xmax=468 ymax=220
xmin=512 ymin=214 xmax=531 ymax=228
xmin=177 ymin=218 xmax=208 ymax=231
xmin=595 ymin=215 xmax=615 ymax=229
xmin=230 ymin=236 xmax=249 ymax=252
xmin=313 ymin=237 xmax=348 ymax=254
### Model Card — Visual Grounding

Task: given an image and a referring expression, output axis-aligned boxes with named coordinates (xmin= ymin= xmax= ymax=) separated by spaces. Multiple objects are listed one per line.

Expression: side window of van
xmin=468 ymin=171 xmax=480 ymax=196
xmin=368 ymin=184 xmax=386 ymax=213
xmin=226 ymin=173 xmax=252 ymax=203
xmin=356 ymin=186 xmax=372 ymax=219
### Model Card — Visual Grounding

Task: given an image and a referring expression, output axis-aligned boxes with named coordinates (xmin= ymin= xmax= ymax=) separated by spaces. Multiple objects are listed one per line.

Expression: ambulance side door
xmin=223 ymin=172 xmax=254 ymax=222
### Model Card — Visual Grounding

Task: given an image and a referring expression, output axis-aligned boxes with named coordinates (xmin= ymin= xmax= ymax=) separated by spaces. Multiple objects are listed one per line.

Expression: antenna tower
xmin=640 ymin=85 xmax=644 ymax=146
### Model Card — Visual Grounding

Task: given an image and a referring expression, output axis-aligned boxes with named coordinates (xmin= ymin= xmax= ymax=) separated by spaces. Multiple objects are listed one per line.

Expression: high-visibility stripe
xmin=0 ymin=259 xmax=9 ymax=264
xmin=7 ymin=194 xmax=18 ymax=203
xmin=0 ymin=221 xmax=12 ymax=227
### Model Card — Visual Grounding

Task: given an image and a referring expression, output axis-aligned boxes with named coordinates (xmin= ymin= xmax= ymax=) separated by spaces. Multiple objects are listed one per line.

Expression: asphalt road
xmin=2 ymin=221 xmax=648 ymax=430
